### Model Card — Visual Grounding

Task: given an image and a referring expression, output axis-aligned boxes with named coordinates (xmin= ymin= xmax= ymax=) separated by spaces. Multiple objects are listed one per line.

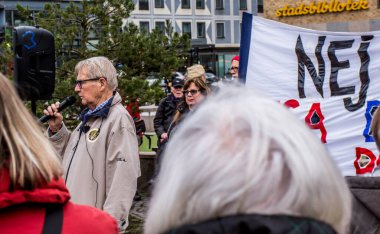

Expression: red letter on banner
xmin=284 ymin=99 xmax=300 ymax=108
xmin=305 ymin=103 xmax=327 ymax=143
xmin=354 ymin=147 xmax=377 ymax=175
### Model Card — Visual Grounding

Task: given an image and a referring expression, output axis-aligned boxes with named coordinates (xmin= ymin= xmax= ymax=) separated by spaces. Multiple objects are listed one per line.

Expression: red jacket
xmin=125 ymin=98 xmax=141 ymax=121
xmin=0 ymin=169 xmax=118 ymax=234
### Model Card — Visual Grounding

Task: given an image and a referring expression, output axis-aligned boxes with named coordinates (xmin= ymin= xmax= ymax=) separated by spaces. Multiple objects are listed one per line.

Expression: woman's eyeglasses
xmin=75 ymin=77 xmax=102 ymax=89
xmin=183 ymin=89 xmax=200 ymax=97
xmin=230 ymin=66 xmax=239 ymax=71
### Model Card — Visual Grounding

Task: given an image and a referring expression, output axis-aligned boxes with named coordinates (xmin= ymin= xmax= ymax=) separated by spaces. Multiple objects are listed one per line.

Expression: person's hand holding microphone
xmin=40 ymin=96 xmax=76 ymax=133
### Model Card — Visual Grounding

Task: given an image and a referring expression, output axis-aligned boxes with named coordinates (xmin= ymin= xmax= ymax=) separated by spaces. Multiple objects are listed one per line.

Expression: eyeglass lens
xmin=75 ymin=77 xmax=101 ymax=88
xmin=184 ymin=89 xmax=199 ymax=96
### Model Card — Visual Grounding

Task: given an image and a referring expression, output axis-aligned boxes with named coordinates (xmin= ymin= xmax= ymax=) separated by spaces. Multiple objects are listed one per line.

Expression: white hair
xmin=75 ymin=56 xmax=118 ymax=91
xmin=144 ymin=86 xmax=351 ymax=234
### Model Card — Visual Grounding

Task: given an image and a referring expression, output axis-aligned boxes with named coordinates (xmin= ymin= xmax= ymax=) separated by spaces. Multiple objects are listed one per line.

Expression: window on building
xmin=155 ymin=0 xmax=164 ymax=8
xmin=196 ymin=0 xmax=205 ymax=9
xmin=140 ymin=21 xmax=150 ymax=33
xmin=182 ymin=22 xmax=191 ymax=37
xmin=182 ymin=0 xmax=190 ymax=9
xmin=5 ymin=10 xmax=12 ymax=26
xmin=215 ymin=0 xmax=224 ymax=10
xmin=240 ymin=0 xmax=247 ymax=10
xmin=139 ymin=0 xmax=149 ymax=10
xmin=197 ymin=22 xmax=205 ymax=38
xmin=216 ymin=23 xmax=224 ymax=38
xmin=13 ymin=10 xmax=23 ymax=27
xmin=258 ymin=0 xmax=263 ymax=13
xmin=155 ymin=21 xmax=165 ymax=33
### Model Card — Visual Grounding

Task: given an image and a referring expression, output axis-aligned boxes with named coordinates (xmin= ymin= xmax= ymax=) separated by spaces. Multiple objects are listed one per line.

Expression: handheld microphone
xmin=39 ymin=95 xmax=77 ymax=123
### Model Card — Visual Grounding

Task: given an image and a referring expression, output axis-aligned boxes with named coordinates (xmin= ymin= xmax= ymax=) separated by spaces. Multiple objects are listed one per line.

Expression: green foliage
xmin=0 ymin=28 xmax=13 ymax=76
xmin=11 ymin=1 xmax=189 ymax=113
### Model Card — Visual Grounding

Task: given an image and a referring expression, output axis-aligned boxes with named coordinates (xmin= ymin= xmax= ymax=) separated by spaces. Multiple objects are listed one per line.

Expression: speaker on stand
xmin=13 ymin=26 xmax=55 ymax=114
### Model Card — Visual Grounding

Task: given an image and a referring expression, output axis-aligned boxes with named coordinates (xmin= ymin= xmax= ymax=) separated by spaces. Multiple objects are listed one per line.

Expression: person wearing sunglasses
xmin=166 ymin=78 xmax=211 ymax=142
xmin=42 ymin=56 xmax=141 ymax=232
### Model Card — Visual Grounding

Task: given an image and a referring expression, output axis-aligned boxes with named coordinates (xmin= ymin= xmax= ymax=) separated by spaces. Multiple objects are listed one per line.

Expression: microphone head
xmin=66 ymin=95 xmax=77 ymax=105
xmin=39 ymin=95 xmax=77 ymax=123
xmin=58 ymin=95 xmax=77 ymax=111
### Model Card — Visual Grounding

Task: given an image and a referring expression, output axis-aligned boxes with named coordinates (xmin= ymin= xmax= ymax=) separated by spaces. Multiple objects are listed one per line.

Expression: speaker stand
xmin=31 ymin=100 xmax=37 ymax=116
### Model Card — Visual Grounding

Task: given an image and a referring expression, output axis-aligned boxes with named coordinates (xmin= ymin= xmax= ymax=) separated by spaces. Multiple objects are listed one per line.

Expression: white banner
xmin=240 ymin=13 xmax=380 ymax=176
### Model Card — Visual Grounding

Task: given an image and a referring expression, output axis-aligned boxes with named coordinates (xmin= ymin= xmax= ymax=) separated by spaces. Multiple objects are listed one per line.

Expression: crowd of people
xmin=1 ymin=53 xmax=378 ymax=234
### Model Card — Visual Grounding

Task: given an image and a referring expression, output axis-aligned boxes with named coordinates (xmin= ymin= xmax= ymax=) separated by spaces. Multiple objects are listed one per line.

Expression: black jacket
xmin=165 ymin=214 xmax=336 ymax=234
xmin=154 ymin=94 xmax=181 ymax=137
xmin=166 ymin=101 xmax=189 ymax=140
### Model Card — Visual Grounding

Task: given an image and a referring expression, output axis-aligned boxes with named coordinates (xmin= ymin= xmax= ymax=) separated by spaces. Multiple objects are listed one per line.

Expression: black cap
xmin=172 ymin=78 xmax=184 ymax=88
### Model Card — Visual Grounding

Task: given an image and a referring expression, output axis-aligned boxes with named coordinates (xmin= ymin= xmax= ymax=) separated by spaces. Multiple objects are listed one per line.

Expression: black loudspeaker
xmin=13 ymin=26 xmax=55 ymax=100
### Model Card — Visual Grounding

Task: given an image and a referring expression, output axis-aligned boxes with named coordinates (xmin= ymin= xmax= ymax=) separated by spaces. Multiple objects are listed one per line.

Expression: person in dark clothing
xmin=345 ymin=108 xmax=380 ymax=233
xmin=154 ymin=78 xmax=184 ymax=146
xmin=145 ymin=87 xmax=351 ymax=234
xmin=166 ymin=77 xmax=211 ymax=140
xmin=153 ymin=78 xmax=210 ymax=177
xmin=163 ymin=215 xmax=337 ymax=234
xmin=153 ymin=78 xmax=184 ymax=173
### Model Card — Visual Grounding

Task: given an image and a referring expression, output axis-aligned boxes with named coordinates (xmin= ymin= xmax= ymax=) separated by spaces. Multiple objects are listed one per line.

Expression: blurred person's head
xmin=370 ymin=108 xmax=380 ymax=150
xmin=183 ymin=78 xmax=210 ymax=110
xmin=145 ymin=87 xmax=351 ymax=234
xmin=171 ymin=78 xmax=184 ymax=99
xmin=0 ymin=73 xmax=62 ymax=189
xmin=186 ymin=64 xmax=206 ymax=82
xmin=230 ymin=55 xmax=239 ymax=78
xmin=74 ymin=56 xmax=117 ymax=110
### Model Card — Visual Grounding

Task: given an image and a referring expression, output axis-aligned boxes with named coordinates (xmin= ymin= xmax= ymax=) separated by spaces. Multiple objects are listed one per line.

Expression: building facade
xmin=1 ymin=0 xmax=262 ymax=78
xmin=3 ymin=1 xmax=380 ymax=77
xmin=128 ymin=0 xmax=261 ymax=78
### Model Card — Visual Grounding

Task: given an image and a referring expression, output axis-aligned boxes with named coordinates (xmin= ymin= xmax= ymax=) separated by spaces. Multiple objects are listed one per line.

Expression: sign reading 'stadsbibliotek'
xmin=240 ymin=13 xmax=380 ymax=176
xmin=276 ymin=0 xmax=369 ymax=17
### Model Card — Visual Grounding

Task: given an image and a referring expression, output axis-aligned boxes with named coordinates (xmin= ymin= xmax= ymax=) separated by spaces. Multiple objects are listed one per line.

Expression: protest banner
xmin=240 ymin=12 xmax=380 ymax=176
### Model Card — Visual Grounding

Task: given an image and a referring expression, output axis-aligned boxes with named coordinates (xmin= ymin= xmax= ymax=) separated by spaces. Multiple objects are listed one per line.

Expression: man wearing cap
xmin=153 ymin=78 xmax=184 ymax=166
xmin=230 ymin=56 xmax=239 ymax=79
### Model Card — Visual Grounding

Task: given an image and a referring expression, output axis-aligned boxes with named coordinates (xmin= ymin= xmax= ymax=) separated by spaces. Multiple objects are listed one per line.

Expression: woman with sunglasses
xmin=166 ymin=78 xmax=211 ymax=140
xmin=151 ymin=78 xmax=210 ymax=176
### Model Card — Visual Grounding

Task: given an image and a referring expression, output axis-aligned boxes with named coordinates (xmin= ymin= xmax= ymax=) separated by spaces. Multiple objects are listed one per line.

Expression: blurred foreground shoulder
xmin=63 ymin=202 xmax=118 ymax=234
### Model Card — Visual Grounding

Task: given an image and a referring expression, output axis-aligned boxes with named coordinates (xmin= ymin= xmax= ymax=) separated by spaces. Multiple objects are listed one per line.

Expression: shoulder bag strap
xmin=42 ymin=204 xmax=63 ymax=234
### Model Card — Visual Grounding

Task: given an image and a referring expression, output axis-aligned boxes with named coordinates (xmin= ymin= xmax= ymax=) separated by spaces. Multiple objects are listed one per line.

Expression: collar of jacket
xmin=79 ymin=94 xmax=116 ymax=123
xmin=164 ymin=214 xmax=337 ymax=234
xmin=0 ymin=169 xmax=70 ymax=209
xmin=168 ymin=93 xmax=182 ymax=102
xmin=165 ymin=94 xmax=180 ymax=108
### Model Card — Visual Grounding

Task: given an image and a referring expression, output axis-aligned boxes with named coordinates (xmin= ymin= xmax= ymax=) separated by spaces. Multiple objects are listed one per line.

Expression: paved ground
xmin=131 ymin=192 xmax=150 ymax=220
xmin=124 ymin=192 xmax=150 ymax=234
